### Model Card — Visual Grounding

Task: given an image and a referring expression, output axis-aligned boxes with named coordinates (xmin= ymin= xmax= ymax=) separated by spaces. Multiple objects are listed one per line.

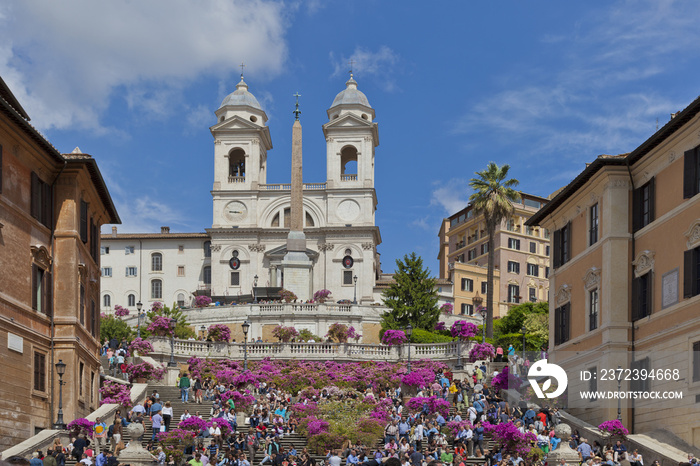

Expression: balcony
xmin=228 ymin=176 xmax=245 ymax=183
xmin=341 ymin=174 xmax=358 ymax=181
xmin=260 ymin=183 xmax=327 ymax=191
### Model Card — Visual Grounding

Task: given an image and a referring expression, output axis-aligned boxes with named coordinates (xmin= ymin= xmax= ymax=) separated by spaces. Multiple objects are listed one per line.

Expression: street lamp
xmin=617 ymin=364 xmax=622 ymax=421
xmin=54 ymin=359 xmax=66 ymax=430
xmin=480 ymin=307 xmax=487 ymax=344
xmin=168 ymin=318 xmax=177 ymax=367
xmin=521 ymin=326 xmax=527 ymax=360
xmin=454 ymin=321 xmax=464 ymax=370
xmin=136 ymin=301 xmax=145 ymax=338
xmin=200 ymin=325 xmax=206 ymax=338
xmin=353 ymin=275 xmax=358 ymax=304
xmin=253 ymin=275 xmax=259 ymax=304
xmin=406 ymin=324 xmax=413 ymax=374
xmin=242 ymin=320 xmax=250 ymax=371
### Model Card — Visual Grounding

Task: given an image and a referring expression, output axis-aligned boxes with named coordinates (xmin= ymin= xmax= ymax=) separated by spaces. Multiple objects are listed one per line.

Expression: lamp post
xmin=617 ymin=364 xmax=622 ymax=421
xmin=200 ymin=325 xmax=206 ymax=339
xmin=521 ymin=326 xmax=527 ymax=360
xmin=168 ymin=318 xmax=177 ymax=367
xmin=253 ymin=275 xmax=258 ymax=304
xmin=480 ymin=308 xmax=487 ymax=344
xmin=406 ymin=324 xmax=413 ymax=374
xmin=242 ymin=320 xmax=250 ymax=371
xmin=353 ymin=275 xmax=358 ymax=304
xmin=454 ymin=321 xmax=464 ymax=370
xmin=54 ymin=359 xmax=66 ymax=430
xmin=136 ymin=301 xmax=144 ymax=338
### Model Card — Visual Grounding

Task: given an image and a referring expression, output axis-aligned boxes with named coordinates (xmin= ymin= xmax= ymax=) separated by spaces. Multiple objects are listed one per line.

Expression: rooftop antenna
xmin=293 ymin=92 xmax=301 ymax=120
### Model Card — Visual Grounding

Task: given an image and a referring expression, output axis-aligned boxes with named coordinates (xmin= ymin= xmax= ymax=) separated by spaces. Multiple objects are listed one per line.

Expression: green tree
xmin=491 ymin=301 xmax=548 ymax=352
xmin=100 ymin=315 xmax=132 ymax=342
xmin=469 ymin=162 xmax=521 ymax=338
xmin=381 ymin=252 xmax=439 ymax=330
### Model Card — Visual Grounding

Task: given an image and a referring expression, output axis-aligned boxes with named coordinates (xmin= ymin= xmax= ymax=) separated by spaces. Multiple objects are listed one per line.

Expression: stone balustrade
xmin=148 ymin=337 xmax=475 ymax=363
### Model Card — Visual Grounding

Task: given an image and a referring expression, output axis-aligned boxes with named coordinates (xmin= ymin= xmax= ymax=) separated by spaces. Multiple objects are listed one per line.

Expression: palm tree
xmin=469 ymin=162 xmax=521 ymax=339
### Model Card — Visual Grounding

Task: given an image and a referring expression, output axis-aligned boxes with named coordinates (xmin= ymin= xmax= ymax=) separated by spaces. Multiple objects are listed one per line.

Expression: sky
xmin=2 ymin=0 xmax=700 ymax=275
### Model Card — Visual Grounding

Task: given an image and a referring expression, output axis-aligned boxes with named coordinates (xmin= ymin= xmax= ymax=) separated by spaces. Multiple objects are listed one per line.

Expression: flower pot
xmin=135 ymin=377 xmax=147 ymax=383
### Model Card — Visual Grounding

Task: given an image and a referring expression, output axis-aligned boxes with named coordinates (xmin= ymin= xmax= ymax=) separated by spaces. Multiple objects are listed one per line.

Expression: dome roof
xmin=330 ymin=75 xmax=372 ymax=109
xmin=219 ymin=77 xmax=262 ymax=111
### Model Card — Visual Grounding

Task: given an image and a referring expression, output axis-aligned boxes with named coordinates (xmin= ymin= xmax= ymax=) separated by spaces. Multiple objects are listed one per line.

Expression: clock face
xmin=224 ymin=201 xmax=247 ymax=223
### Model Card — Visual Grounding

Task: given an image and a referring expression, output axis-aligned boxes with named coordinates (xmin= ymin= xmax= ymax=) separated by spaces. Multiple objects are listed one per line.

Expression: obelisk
xmin=281 ymin=93 xmax=312 ymax=300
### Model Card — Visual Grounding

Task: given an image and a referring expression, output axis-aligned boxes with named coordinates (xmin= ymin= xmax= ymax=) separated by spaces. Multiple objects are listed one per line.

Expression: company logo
xmin=528 ymin=359 xmax=568 ymax=399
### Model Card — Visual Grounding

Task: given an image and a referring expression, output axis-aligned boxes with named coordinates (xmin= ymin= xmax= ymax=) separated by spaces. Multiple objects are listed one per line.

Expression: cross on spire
xmin=293 ymin=92 xmax=301 ymax=120
xmin=348 ymin=59 xmax=355 ymax=76
xmin=239 ymin=62 xmax=246 ymax=78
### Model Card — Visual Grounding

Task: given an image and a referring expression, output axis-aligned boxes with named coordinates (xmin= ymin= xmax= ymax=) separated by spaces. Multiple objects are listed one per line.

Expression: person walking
xmin=180 ymin=373 xmax=191 ymax=403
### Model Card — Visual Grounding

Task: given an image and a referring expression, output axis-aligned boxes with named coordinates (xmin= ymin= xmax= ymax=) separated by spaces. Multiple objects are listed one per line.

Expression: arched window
xmin=151 ymin=252 xmax=162 ymax=272
xmin=271 ymin=212 xmax=280 ymax=227
xmin=228 ymin=148 xmax=246 ymax=180
xmin=340 ymin=146 xmax=358 ymax=179
xmin=204 ymin=241 xmax=211 ymax=258
xmin=177 ymin=293 xmax=185 ymax=308
xmin=151 ymin=279 xmax=162 ymax=299
xmin=305 ymin=212 xmax=315 ymax=227
xmin=128 ymin=294 xmax=136 ymax=307
xmin=103 ymin=294 xmax=111 ymax=308
xmin=203 ymin=266 xmax=211 ymax=285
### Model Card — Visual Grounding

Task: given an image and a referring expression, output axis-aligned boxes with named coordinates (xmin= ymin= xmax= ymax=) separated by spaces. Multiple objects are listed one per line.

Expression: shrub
xmin=451 ymin=320 xmax=478 ymax=339
xmin=313 ymin=289 xmax=332 ymax=303
xmin=440 ymin=303 xmax=454 ymax=315
xmin=99 ymin=381 xmax=132 ymax=408
xmin=381 ymin=329 xmax=407 ymax=346
xmin=326 ymin=323 xmax=359 ymax=343
xmin=147 ymin=316 xmax=174 ymax=337
xmin=468 ymin=342 xmax=495 ymax=362
xmin=598 ymin=419 xmax=629 ymax=438
xmin=194 ymin=295 xmax=212 ymax=308
xmin=279 ymin=289 xmax=297 ymax=302
xmin=207 ymin=324 xmax=231 ymax=342
xmin=272 ymin=325 xmax=299 ymax=342
xmin=410 ymin=328 xmax=453 ymax=343
xmin=114 ymin=305 xmax=130 ymax=318
xmin=128 ymin=337 xmax=153 ymax=356
xmin=125 ymin=361 xmax=166 ymax=382
xmin=67 ymin=418 xmax=95 ymax=437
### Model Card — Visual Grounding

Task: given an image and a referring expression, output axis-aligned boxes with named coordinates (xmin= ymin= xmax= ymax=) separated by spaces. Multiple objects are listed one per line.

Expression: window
xmin=481 ymin=282 xmax=488 ymax=294
xmin=684 ymin=246 xmax=700 ymax=299
xmin=508 ymin=284 xmax=520 ymax=303
xmin=231 ymin=272 xmax=240 ymax=286
xmin=204 ymin=241 xmax=211 ymax=258
xmin=589 ymin=203 xmax=599 ymax=245
xmin=524 ymin=198 xmax=541 ymax=209
xmin=34 ymin=352 xmax=46 ymax=392
xmin=343 ymin=270 xmax=353 ymax=285
xmin=553 ymin=222 xmax=571 ymax=268
xmin=31 ymin=173 xmax=53 ymax=228
xmin=683 ymin=145 xmax=700 ymax=199
xmin=79 ymin=362 xmax=84 ymax=398
xmin=508 ymin=238 xmax=521 ymax=250
xmin=203 ymin=266 xmax=211 ymax=285
xmin=126 ymin=266 xmax=138 ymax=277
xmin=693 ymin=341 xmax=700 ymax=382
xmin=507 ymin=261 xmax=520 ymax=274
xmin=461 ymin=303 xmax=474 ymax=315
xmin=80 ymin=284 xmax=85 ymax=325
xmin=529 ymin=287 xmax=537 ymax=302
xmin=103 ymin=294 xmax=111 ymax=308
xmin=545 ymin=267 xmax=550 ymax=278
xmin=128 ymin=294 xmax=136 ymax=307
xmin=467 ymin=248 xmax=477 ymax=261
xmin=546 ymin=245 xmax=550 ymax=256
xmin=554 ymin=303 xmax=570 ymax=345
xmin=177 ymin=266 xmax=185 ymax=277
xmin=527 ymin=263 xmax=539 ymax=277
xmin=178 ymin=245 xmax=184 ymax=253
xmin=125 ymin=246 xmax=134 ymax=255
xmin=461 ymin=278 xmax=474 ymax=292
xmin=588 ymin=367 xmax=597 ymax=401
xmin=101 ymin=246 xmax=110 ymax=255
xmin=151 ymin=279 xmax=162 ymax=299
xmin=32 ymin=265 xmax=52 ymax=316
xmin=480 ymin=243 xmax=489 ymax=255
xmin=530 ymin=242 xmax=537 ymax=254
xmin=632 ymin=178 xmax=655 ymax=232
xmin=177 ymin=293 xmax=185 ymax=308
xmin=151 ymin=253 xmax=163 ymax=272
xmin=101 ymin=267 xmax=112 ymax=277
xmin=589 ymin=288 xmax=599 ymax=330
xmin=632 ymin=272 xmax=652 ymax=320
xmin=91 ymin=300 xmax=96 ymax=336
xmin=79 ymin=199 xmax=88 ymax=243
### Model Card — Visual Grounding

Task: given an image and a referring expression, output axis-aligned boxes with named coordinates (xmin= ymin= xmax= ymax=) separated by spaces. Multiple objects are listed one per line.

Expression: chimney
xmin=111 ymin=226 xmax=117 ymax=237
xmin=161 ymin=226 xmax=170 ymax=234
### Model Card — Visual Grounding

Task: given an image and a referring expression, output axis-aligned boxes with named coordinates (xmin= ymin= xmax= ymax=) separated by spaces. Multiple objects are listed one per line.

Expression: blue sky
xmin=2 ymin=0 xmax=700 ymax=275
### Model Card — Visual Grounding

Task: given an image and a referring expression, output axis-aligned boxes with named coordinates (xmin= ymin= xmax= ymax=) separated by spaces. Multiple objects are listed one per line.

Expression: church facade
xmin=100 ymin=75 xmax=382 ymax=310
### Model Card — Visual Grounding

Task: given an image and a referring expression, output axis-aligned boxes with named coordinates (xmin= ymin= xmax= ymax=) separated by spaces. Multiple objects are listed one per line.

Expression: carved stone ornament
xmin=30 ymin=245 xmax=52 ymax=269
xmin=210 ymin=244 xmax=222 ymax=252
xmin=362 ymin=242 xmax=374 ymax=250
xmin=248 ymin=244 xmax=266 ymax=252
xmin=318 ymin=243 xmax=335 ymax=251
xmin=251 ymin=139 xmax=259 ymax=145
xmin=214 ymin=139 xmax=222 ymax=145
xmin=589 ymin=192 xmax=598 ymax=204
xmin=364 ymin=136 xmax=373 ymax=142
xmin=582 ymin=267 xmax=601 ymax=291
xmin=326 ymin=137 xmax=334 ymax=143
xmin=607 ymin=179 xmax=629 ymax=189
xmin=668 ymin=151 xmax=676 ymax=163
xmin=555 ymin=284 xmax=572 ymax=307
xmin=633 ymin=250 xmax=655 ymax=278
xmin=685 ymin=219 xmax=700 ymax=250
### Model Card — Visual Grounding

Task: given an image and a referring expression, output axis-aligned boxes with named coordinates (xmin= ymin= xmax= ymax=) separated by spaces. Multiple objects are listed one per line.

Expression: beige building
xmin=526 ymin=96 xmax=700 ymax=447
xmin=0 ymin=77 xmax=119 ymax=451
xmin=438 ymin=193 xmax=550 ymax=318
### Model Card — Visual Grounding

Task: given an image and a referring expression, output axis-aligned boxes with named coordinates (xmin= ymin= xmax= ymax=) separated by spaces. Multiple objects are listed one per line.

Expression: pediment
xmin=323 ymin=113 xmax=373 ymax=129
xmin=211 ymin=115 xmax=262 ymax=131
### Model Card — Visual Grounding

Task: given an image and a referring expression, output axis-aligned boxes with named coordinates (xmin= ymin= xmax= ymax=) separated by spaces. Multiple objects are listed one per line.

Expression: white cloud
xmin=185 ymin=105 xmax=214 ymax=134
xmin=330 ymin=46 xmax=401 ymax=92
xmin=0 ymin=1 xmax=289 ymax=132
xmin=430 ymin=178 xmax=470 ymax=215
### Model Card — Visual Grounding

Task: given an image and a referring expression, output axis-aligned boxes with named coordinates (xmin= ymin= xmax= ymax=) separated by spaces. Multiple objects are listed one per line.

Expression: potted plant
xmin=207 ymin=324 xmax=231 ymax=342
xmin=128 ymin=337 xmax=154 ymax=357
xmin=125 ymin=361 xmax=166 ymax=383
xmin=313 ymin=289 xmax=332 ymax=303
xmin=381 ymin=329 xmax=407 ymax=346
xmin=279 ymin=289 xmax=297 ymax=303
xmin=67 ymin=418 xmax=94 ymax=438
xmin=272 ymin=325 xmax=299 ymax=342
